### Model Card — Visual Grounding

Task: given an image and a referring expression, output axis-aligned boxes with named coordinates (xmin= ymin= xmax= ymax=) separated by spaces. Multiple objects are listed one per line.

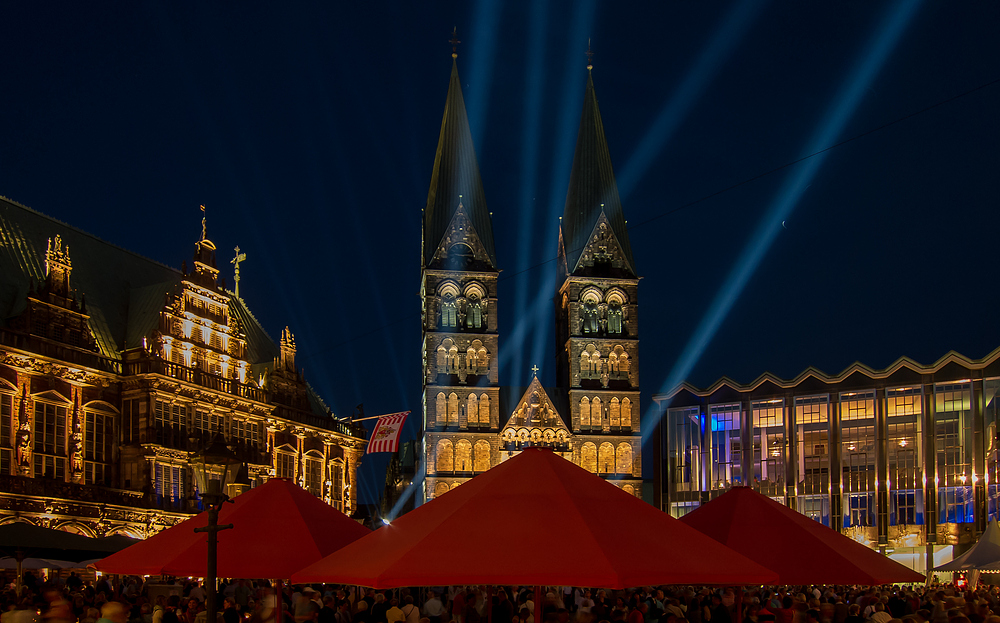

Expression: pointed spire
xmin=423 ymin=50 xmax=497 ymax=269
xmin=560 ymin=64 xmax=636 ymax=278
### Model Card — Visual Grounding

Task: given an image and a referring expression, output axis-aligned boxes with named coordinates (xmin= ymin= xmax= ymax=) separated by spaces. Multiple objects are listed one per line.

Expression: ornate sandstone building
xmin=0 ymin=199 xmax=366 ymax=537
xmin=420 ymin=54 xmax=642 ymax=501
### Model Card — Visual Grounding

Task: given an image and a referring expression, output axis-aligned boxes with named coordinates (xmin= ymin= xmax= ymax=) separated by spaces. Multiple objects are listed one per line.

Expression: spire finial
xmin=531 ymin=364 xmax=539 ymax=378
xmin=586 ymin=38 xmax=594 ymax=70
xmin=231 ymin=245 xmax=247 ymax=298
xmin=200 ymin=204 xmax=207 ymax=240
xmin=450 ymin=27 xmax=461 ymax=59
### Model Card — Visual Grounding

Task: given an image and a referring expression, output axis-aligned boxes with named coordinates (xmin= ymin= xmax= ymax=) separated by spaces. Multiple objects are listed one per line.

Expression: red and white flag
xmin=365 ymin=411 xmax=410 ymax=454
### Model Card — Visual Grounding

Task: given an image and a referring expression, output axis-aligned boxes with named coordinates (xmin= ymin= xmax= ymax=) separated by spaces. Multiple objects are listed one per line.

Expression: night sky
xmin=2 ymin=2 xmax=997 ymax=504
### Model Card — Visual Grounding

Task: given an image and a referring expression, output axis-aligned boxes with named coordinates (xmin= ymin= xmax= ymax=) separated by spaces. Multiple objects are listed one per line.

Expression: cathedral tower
xmin=555 ymin=64 xmax=642 ymax=487
xmin=420 ymin=53 xmax=501 ymax=501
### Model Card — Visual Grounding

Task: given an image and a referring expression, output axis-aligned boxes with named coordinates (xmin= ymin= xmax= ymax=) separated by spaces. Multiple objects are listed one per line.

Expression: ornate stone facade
xmin=0 ymin=197 xmax=367 ymax=538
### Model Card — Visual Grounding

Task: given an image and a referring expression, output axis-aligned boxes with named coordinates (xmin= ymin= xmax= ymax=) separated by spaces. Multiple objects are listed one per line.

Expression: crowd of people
xmin=3 ymin=573 xmax=999 ymax=623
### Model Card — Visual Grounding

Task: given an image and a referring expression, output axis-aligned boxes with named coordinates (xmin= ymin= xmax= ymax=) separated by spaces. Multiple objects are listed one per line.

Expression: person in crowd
xmin=423 ymin=593 xmax=445 ymax=623
xmin=402 ymin=597 xmax=420 ymax=623
xmin=385 ymin=600 xmax=404 ymax=623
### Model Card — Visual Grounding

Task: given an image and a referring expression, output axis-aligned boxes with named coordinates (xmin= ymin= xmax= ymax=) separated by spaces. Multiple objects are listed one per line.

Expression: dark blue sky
xmin=2 ymin=2 xmax=997 ymax=503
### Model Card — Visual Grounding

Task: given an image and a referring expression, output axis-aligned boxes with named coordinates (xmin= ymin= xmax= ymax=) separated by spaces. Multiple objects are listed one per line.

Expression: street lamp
xmin=190 ymin=435 xmax=242 ymax=623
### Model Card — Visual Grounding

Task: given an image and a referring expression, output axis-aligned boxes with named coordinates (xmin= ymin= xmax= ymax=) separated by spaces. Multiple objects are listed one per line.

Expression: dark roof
xmin=422 ymin=59 xmax=497 ymax=268
xmin=0 ymin=196 xmax=180 ymax=357
xmin=560 ymin=70 xmax=636 ymax=277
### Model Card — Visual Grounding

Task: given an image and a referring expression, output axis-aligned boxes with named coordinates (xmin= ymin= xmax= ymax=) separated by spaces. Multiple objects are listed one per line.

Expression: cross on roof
xmin=531 ymin=365 xmax=539 ymax=377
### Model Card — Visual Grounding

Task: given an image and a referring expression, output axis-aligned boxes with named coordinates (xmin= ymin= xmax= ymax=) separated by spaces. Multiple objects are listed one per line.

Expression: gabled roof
xmin=560 ymin=69 xmax=636 ymax=278
xmin=654 ymin=345 xmax=1000 ymax=402
xmin=423 ymin=59 xmax=496 ymax=269
xmin=501 ymin=376 xmax=570 ymax=433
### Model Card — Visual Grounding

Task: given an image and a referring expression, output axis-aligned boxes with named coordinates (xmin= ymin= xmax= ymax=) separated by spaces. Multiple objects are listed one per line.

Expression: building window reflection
xmin=711 ymin=404 xmax=741 ymax=490
xmin=841 ymin=391 xmax=875 ymax=527
xmin=887 ymin=386 xmax=924 ymax=526
xmin=752 ymin=400 xmax=784 ymax=499
xmin=795 ymin=395 xmax=830 ymax=525
xmin=936 ymin=382 xmax=973 ymax=524
xmin=986 ymin=379 xmax=1000 ymax=521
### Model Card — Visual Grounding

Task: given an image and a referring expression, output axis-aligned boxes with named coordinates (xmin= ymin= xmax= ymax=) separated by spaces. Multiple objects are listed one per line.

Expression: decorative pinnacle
xmin=586 ymin=38 xmax=594 ymax=70
xmin=199 ymin=204 xmax=207 ymax=240
xmin=450 ymin=27 xmax=461 ymax=58
xmin=531 ymin=364 xmax=539 ymax=377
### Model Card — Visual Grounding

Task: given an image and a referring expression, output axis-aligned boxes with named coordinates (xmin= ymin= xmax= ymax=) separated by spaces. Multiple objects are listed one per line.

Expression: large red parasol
xmin=680 ymin=486 xmax=925 ymax=585
xmin=95 ymin=477 xmax=370 ymax=579
xmin=292 ymin=447 xmax=778 ymax=588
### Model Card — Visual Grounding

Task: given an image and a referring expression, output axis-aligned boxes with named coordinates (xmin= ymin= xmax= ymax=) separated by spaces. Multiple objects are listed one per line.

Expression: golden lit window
xmin=581 ymin=442 xmax=597 ymax=473
xmin=610 ymin=397 xmax=621 ymax=428
xmin=467 ymin=394 xmax=478 ymax=425
xmin=455 ymin=440 xmax=472 ymax=471
xmin=478 ymin=393 xmax=490 ymax=426
xmin=616 ymin=443 xmax=632 ymax=475
xmin=433 ymin=481 xmax=449 ymax=499
xmin=447 ymin=393 xmax=459 ymax=425
xmin=599 ymin=442 xmax=615 ymax=474
xmin=474 ymin=440 xmax=491 ymax=472
xmin=436 ymin=393 xmax=447 ymax=425
xmin=580 ymin=397 xmax=591 ymax=428
xmin=435 ymin=439 xmax=454 ymax=472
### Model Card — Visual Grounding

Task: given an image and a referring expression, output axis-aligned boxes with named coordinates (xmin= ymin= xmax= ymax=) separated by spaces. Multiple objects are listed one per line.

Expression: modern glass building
xmin=651 ymin=347 xmax=1000 ymax=574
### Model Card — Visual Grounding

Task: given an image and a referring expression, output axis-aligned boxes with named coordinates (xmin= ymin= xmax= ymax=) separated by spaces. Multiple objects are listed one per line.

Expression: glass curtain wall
xmin=752 ymin=400 xmax=785 ymax=500
xmin=841 ymin=391 xmax=876 ymax=527
xmin=668 ymin=407 xmax=701 ymax=493
xmin=887 ymin=386 xmax=924 ymax=526
xmin=711 ymin=404 xmax=742 ymax=491
xmin=986 ymin=379 xmax=1000 ymax=520
xmin=936 ymin=383 xmax=973 ymax=524
xmin=795 ymin=395 xmax=830 ymax=525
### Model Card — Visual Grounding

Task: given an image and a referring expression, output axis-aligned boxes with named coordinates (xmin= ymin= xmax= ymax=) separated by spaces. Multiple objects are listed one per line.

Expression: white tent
xmin=934 ymin=519 xmax=1000 ymax=588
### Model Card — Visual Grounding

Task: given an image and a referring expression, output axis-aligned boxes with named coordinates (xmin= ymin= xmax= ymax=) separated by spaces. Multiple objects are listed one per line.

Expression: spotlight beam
xmin=617 ymin=0 xmax=766 ymax=201
xmin=641 ymin=0 xmax=924 ymax=444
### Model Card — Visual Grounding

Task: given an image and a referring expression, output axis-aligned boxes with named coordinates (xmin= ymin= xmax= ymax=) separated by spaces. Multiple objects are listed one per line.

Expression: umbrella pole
xmin=275 ymin=579 xmax=283 ymax=623
xmin=534 ymin=586 xmax=542 ymax=623
xmin=15 ymin=550 xmax=23 ymax=597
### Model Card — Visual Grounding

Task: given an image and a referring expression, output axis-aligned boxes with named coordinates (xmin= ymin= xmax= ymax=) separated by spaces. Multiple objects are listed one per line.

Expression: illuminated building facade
xmin=419 ymin=56 xmax=642 ymax=501
xmin=0 ymin=197 xmax=367 ymax=538
xmin=653 ymin=348 xmax=1000 ymax=570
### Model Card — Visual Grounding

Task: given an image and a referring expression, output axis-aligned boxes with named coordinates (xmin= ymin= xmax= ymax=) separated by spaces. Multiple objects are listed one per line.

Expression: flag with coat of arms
xmin=365 ymin=411 xmax=410 ymax=454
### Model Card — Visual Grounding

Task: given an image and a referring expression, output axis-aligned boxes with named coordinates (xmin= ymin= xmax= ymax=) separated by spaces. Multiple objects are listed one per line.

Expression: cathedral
xmin=0 ymin=199 xmax=367 ymax=538
xmin=420 ymin=52 xmax=643 ymax=501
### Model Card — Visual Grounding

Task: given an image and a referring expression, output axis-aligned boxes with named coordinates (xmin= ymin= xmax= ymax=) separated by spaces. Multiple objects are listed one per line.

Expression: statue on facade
xmin=16 ymin=419 xmax=32 ymax=474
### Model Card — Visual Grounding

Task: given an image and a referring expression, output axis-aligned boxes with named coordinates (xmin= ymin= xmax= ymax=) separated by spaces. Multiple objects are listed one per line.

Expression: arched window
xmin=592 ymin=397 xmax=602 ymax=427
xmin=467 ymin=394 xmax=478 ymax=426
xmin=451 ymin=481 xmax=462 ymax=490
xmin=447 ymin=393 xmax=459 ymax=426
xmin=616 ymin=443 xmax=633 ymax=475
xmin=449 ymin=345 xmax=459 ymax=373
xmin=608 ymin=352 xmax=619 ymax=374
xmin=478 ymin=393 xmax=490 ymax=427
xmin=467 ymin=295 xmax=482 ymax=329
xmin=436 ymin=393 xmax=447 ymax=426
xmin=610 ymin=397 xmax=621 ymax=428
xmin=478 ymin=348 xmax=489 ymax=373
xmin=580 ymin=397 xmax=591 ymax=429
xmin=599 ymin=442 xmax=615 ymax=474
xmin=592 ymin=352 xmax=603 ymax=376
xmin=608 ymin=302 xmax=623 ymax=334
xmin=474 ymin=440 xmax=491 ymax=472
xmin=436 ymin=345 xmax=446 ymax=372
xmin=433 ymin=481 xmax=450 ymax=499
xmin=467 ymin=346 xmax=477 ymax=373
xmin=581 ymin=442 xmax=598 ymax=473
xmin=582 ymin=299 xmax=599 ymax=334
xmin=441 ymin=294 xmax=458 ymax=328
xmin=619 ymin=352 xmax=630 ymax=374
xmin=623 ymin=484 xmax=636 ymax=497
xmin=436 ymin=440 xmax=454 ymax=473
xmin=455 ymin=440 xmax=472 ymax=472
xmin=622 ymin=397 xmax=632 ymax=430
xmin=580 ymin=351 xmax=591 ymax=378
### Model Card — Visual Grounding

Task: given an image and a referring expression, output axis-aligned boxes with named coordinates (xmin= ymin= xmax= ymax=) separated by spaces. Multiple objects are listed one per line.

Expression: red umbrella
xmin=292 ymin=447 xmax=777 ymax=588
xmin=679 ymin=486 xmax=925 ymax=585
xmin=96 ymin=478 xmax=370 ymax=579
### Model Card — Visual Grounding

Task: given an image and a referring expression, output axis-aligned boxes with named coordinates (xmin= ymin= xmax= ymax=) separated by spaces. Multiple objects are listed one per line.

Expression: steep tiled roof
xmin=560 ymin=70 xmax=636 ymax=277
xmin=423 ymin=59 xmax=497 ymax=268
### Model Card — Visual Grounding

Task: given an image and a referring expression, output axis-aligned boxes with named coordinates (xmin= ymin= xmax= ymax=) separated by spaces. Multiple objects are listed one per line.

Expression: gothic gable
xmin=501 ymin=377 xmax=572 ymax=447
xmin=573 ymin=212 xmax=634 ymax=277
xmin=428 ymin=203 xmax=496 ymax=272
